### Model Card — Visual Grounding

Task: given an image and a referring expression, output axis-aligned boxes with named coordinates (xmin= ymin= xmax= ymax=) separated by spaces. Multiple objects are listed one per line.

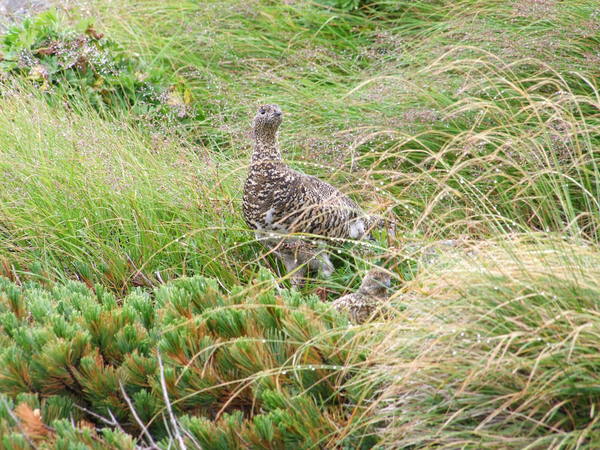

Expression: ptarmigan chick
xmin=332 ymin=269 xmax=392 ymax=323
xmin=271 ymin=239 xmax=334 ymax=288
xmin=243 ymin=104 xmax=376 ymax=242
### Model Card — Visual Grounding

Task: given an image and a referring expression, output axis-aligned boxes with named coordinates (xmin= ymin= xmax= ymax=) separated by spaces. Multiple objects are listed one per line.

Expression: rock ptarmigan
xmin=332 ymin=269 xmax=391 ymax=323
xmin=243 ymin=104 xmax=375 ymax=244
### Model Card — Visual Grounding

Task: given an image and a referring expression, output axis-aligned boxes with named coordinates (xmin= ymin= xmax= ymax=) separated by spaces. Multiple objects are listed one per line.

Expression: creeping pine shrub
xmin=0 ymin=270 xmax=376 ymax=448
xmin=0 ymin=10 xmax=193 ymax=122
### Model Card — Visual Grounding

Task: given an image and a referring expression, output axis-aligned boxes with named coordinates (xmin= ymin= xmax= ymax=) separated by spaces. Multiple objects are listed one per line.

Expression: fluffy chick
xmin=332 ymin=268 xmax=392 ymax=323
xmin=272 ymin=239 xmax=334 ymax=288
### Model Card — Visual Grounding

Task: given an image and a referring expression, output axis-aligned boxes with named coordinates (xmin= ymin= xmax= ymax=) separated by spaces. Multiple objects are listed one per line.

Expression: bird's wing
xmin=300 ymin=172 xmax=382 ymax=238
xmin=301 ymin=173 xmax=363 ymax=211
xmin=269 ymin=167 xmax=370 ymax=238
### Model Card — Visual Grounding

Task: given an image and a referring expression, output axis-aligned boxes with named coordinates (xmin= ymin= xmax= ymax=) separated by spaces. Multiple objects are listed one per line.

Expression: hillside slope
xmin=0 ymin=0 xmax=598 ymax=447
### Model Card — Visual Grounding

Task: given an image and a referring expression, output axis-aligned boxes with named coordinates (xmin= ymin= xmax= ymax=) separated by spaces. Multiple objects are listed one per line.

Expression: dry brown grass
xmin=349 ymin=236 xmax=600 ymax=448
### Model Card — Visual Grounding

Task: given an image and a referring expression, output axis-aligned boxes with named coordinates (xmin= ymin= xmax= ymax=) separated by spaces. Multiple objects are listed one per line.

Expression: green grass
xmin=0 ymin=90 xmax=252 ymax=292
xmin=0 ymin=0 xmax=599 ymax=447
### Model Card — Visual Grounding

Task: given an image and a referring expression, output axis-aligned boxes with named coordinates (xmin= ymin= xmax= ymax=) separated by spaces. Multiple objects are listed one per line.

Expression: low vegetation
xmin=0 ymin=270 xmax=374 ymax=448
xmin=0 ymin=10 xmax=192 ymax=124
xmin=365 ymin=237 xmax=600 ymax=447
xmin=0 ymin=0 xmax=598 ymax=447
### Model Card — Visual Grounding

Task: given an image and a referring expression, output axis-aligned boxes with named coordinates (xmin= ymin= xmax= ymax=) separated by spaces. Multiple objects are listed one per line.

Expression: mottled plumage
xmin=271 ymin=239 xmax=334 ymax=287
xmin=243 ymin=104 xmax=374 ymax=241
xmin=332 ymin=269 xmax=392 ymax=323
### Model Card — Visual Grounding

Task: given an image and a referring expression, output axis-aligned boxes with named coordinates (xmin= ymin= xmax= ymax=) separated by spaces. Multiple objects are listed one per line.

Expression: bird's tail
xmin=364 ymin=214 xmax=396 ymax=242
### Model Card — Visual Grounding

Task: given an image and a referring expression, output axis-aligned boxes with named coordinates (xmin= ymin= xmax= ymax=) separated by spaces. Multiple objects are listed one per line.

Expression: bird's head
xmin=253 ymin=104 xmax=283 ymax=141
xmin=359 ymin=268 xmax=392 ymax=297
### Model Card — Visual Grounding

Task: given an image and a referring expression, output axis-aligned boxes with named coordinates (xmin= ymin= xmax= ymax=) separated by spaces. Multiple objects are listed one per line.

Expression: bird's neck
xmin=251 ymin=133 xmax=282 ymax=164
xmin=359 ymin=286 xmax=387 ymax=298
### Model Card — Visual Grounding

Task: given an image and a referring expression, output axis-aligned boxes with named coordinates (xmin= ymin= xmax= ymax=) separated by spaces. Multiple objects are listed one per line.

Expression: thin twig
xmin=125 ymin=253 xmax=155 ymax=287
xmin=157 ymin=352 xmax=186 ymax=450
xmin=181 ymin=426 xmax=204 ymax=450
xmin=119 ymin=381 xmax=159 ymax=449
xmin=155 ymin=270 xmax=165 ymax=284
xmin=73 ymin=404 xmax=119 ymax=428
xmin=1 ymin=398 xmax=39 ymax=450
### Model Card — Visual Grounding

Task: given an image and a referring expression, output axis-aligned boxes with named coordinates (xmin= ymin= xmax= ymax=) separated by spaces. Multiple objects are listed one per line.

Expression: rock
xmin=0 ymin=0 xmax=51 ymax=33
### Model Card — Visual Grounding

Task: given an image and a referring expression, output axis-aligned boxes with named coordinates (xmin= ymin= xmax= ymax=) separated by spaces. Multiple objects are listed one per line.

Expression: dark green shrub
xmin=0 ymin=9 xmax=193 ymax=122
xmin=0 ymin=270 xmax=373 ymax=448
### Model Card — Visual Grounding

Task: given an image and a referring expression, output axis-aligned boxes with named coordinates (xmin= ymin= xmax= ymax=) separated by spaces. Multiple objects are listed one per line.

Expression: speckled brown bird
xmin=332 ymin=269 xmax=392 ymax=323
xmin=243 ymin=104 xmax=375 ymax=243
xmin=271 ymin=239 xmax=334 ymax=287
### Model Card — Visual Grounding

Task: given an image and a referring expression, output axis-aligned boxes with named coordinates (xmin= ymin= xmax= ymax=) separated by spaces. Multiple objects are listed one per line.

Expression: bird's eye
xmin=260 ymin=109 xmax=266 ymax=114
